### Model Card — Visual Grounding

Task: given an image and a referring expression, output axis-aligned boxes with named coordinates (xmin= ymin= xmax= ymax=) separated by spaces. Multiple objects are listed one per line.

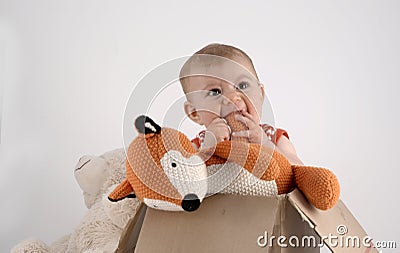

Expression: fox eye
xmin=208 ymin=88 xmax=221 ymax=97
xmin=171 ymin=162 xmax=177 ymax=168
xmin=237 ymin=81 xmax=249 ymax=90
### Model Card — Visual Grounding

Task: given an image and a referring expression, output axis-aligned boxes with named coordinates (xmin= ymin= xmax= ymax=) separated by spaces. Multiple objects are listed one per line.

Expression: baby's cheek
xmin=196 ymin=101 xmax=221 ymax=115
xmin=200 ymin=111 xmax=221 ymax=127
xmin=246 ymin=100 xmax=262 ymax=121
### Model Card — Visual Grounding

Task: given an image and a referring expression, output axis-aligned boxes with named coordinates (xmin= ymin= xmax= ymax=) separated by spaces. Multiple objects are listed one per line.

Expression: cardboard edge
xmin=287 ymin=190 xmax=379 ymax=253
xmin=286 ymin=193 xmax=316 ymax=230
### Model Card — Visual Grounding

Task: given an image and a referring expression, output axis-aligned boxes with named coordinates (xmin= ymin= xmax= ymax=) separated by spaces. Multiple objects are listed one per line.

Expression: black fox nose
xmin=182 ymin=193 xmax=200 ymax=212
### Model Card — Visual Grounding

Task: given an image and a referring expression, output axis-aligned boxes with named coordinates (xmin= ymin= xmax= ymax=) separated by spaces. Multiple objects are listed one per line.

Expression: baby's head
xmin=179 ymin=43 xmax=265 ymax=128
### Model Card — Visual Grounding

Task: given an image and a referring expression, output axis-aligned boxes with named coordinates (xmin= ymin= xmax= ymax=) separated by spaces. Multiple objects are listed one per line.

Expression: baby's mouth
xmin=222 ymin=107 xmax=246 ymax=119
xmin=221 ymin=103 xmax=247 ymax=118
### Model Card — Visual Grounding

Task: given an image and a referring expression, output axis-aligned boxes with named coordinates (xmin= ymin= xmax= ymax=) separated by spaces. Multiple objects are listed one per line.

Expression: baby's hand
xmin=231 ymin=110 xmax=271 ymax=147
xmin=201 ymin=117 xmax=231 ymax=150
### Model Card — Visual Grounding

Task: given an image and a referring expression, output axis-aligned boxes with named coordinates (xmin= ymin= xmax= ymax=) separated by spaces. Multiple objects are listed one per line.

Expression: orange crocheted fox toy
xmin=109 ymin=113 xmax=340 ymax=211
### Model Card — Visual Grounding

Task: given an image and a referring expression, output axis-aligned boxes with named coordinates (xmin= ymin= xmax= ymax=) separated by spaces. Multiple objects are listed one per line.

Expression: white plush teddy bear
xmin=11 ymin=148 xmax=142 ymax=253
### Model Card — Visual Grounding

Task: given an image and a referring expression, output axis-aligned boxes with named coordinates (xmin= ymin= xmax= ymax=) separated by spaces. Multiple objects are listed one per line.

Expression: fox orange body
xmin=109 ymin=114 xmax=340 ymax=211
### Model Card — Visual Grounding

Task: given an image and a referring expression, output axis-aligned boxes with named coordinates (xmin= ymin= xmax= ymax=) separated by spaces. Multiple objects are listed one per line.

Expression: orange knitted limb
xmin=108 ymin=179 xmax=134 ymax=201
xmin=292 ymin=165 xmax=340 ymax=210
xmin=212 ymin=141 xmax=280 ymax=181
xmin=224 ymin=111 xmax=340 ymax=209
xmin=272 ymin=150 xmax=296 ymax=194
xmin=225 ymin=111 xmax=248 ymax=143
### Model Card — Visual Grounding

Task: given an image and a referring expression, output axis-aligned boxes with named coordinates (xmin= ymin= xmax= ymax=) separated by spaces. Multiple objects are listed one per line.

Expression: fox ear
xmin=108 ymin=179 xmax=136 ymax=202
xmin=135 ymin=115 xmax=161 ymax=134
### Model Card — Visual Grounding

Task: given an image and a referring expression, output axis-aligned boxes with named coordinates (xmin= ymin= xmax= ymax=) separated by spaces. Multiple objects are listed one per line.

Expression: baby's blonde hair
xmin=179 ymin=43 xmax=259 ymax=92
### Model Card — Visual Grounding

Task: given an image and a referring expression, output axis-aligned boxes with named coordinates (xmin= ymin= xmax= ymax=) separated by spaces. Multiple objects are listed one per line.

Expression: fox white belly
xmin=206 ymin=163 xmax=278 ymax=196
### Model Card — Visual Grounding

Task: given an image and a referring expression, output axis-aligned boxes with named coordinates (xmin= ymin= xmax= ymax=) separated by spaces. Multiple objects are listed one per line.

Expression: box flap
xmin=134 ymin=194 xmax=281 ymax=253
xmin=270 ymin=197 xmax=320 ymax=253
xmin=288 ymin=190 xmax=378 ymax=253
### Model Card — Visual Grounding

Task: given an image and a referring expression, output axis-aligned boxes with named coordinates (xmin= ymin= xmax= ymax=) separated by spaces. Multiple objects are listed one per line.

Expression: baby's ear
xmin=259 ymin=83 xmax=265 ymax=100
xmin=184 ymin=101 xmax=203 ymax=125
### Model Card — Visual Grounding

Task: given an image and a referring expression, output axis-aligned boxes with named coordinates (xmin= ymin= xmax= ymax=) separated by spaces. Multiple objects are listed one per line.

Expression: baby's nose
xmin=223 ymin=88 xmax=242 ymax=105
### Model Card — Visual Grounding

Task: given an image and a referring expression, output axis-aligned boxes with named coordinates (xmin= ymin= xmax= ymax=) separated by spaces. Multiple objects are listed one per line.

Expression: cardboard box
xmin=115 ymin=190 xmax=378 ymax=253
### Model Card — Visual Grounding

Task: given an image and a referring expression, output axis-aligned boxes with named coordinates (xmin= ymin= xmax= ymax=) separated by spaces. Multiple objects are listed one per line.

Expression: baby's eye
xmin=237 ymin=81 xmax=249 ymax=90
xmin=208 ymin=88 xmax=221 ymax=97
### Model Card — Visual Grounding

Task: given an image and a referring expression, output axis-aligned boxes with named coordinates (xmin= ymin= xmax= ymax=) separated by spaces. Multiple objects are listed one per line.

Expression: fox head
xmin=110 ymin=115 xmax=208 ymax=212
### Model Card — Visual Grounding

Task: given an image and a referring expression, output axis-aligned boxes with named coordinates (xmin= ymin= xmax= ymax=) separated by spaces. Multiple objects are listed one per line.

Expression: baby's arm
xmin=275 ymin=136 xmax=303 ymax=165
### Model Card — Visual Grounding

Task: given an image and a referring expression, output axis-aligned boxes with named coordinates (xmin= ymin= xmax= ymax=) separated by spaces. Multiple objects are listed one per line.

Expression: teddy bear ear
xmin=135 ymin=115 xmax=161 ymax=134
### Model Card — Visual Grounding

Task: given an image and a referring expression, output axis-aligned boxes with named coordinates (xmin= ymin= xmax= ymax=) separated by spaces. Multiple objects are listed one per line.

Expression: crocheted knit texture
xmin=109 ymin=115 xmax=340 ymax=211
xmin=126 ymin=128 xmax=200 ymax=206
xmin=207 ymin=163 xmax=278 ymax=196
xmin=225 ymin=111 xmax=248 ymax=142
xmin=222 ymin=111 xmax=340 ymax=210
xmin=293 ymin=165 xmax=340 ymax=210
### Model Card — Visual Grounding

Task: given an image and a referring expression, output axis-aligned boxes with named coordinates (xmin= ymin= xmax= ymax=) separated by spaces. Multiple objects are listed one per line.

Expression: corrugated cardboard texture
xmin=117 ymin=190 xmax=376 ymax=253
xmin=133 ymin=194 xmax=318 ymax=253
xmin=288 ymin=190 xmax=379 ymax=253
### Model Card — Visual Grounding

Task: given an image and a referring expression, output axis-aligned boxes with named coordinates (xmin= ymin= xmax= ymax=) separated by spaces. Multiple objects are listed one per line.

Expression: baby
xmin=179 ymin=43 xmax=303 ymax=165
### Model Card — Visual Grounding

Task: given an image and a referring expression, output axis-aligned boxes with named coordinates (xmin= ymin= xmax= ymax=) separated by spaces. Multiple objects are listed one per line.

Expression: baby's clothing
xmin=191 ymin=123 xmax=289 ymax=149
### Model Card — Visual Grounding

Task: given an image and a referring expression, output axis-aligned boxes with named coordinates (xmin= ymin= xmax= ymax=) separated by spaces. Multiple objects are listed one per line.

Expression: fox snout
xmin=182 ymin=193 xmax=201 ymax=212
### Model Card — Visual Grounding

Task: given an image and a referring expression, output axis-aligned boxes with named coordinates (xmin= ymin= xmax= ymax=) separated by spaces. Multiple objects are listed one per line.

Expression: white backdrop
xmin=1 ymin=1 xmax=399 ymax=252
